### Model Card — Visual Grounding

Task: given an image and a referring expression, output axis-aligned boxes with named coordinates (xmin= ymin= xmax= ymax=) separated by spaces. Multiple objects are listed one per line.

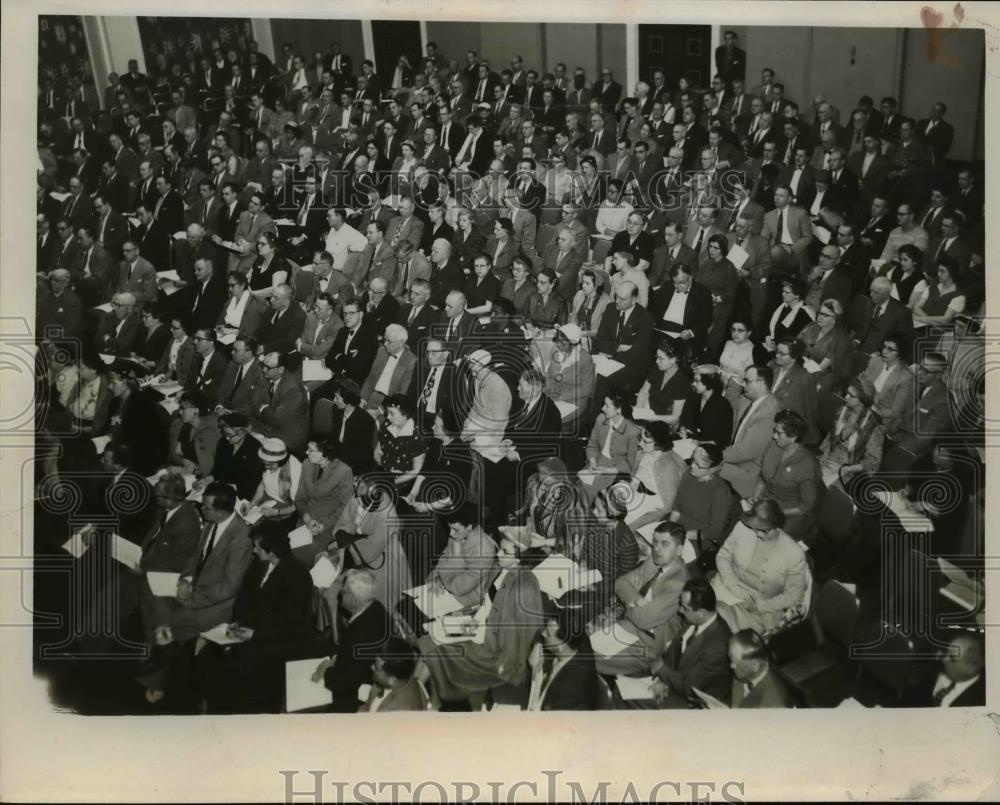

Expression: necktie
xmin=872 ymin=303 xmax=882 ymax=323
xmin=422 ymin=366 xmax=439 ymax=404
xmin=933 ymin=680 xmax=956 ymax=705
xmin=592 ymin=132 xmax=600 ymax=150
xmin=935 ymin=239 xmax=947 ymax=261
xmin=734 ymin=399 xmax=754 ymax=438
xmin=693 ymin=228 xmax=705 ymax=253
xmin=233 ymin=363 xmax=245 ymax=393
xmin=637 ymin=567 xmax=664 ymax=598
xmin=680 ymin=624 xmax=697 ymax=655
xmin=616 ymin=312 xmax=625 ymax=339
xmin=196 ymin=523 xmax=219 ymax=577
xmin=776 ymin=209 xmax=786 ymax=245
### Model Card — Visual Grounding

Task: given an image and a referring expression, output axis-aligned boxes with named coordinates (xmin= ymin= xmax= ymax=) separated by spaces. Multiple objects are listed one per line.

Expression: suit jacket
xmin=188 ymin=275 xmax=228 ymax=331
xmin=37 ymin=288 xmax=84 ymax=341
xmin=616 ymin=556 xmax=689 ymax=652
xmin=391 ymin=252 xmax=432 ymax=300
xmin=852 ymin=296 xmax=914 ymax=353
xmin=229 ymin=210 xmax=277 ymax=272
xmin=541 ymin=242 xmax=585 ymax=302
xmin=256 ymin=304 xmax=307 ymax=354
xmin=805 ymin=266 xmax=853 ymax=314
xmin=155 ymin=336 xmax=196 ymax=382
xmin=657 ymin=614 xmax=734 ymax=706
xmin=923 ymin=235 xmax=971 ymax=275
xmin=231 ymin=555 xmax=312 ymax=643
xmin=329 ymin=406 xmax=377 ymax=473
xmin=916 ymin=118 xmax=954 ymax=164
xmin=139 ymin=501 xmax=203 ymax=573
xmin=358 ymin=678 xmax=429 ymax=712
xmin=535 ymin=648 xmax=602 ymax=711
xmin=115 ymin=257 xmax=157 ymax=305
xmin=897 ymin=380 xmax=951 ymax=456
xmin=216 ymin=358 xmax=267 ymax=412
xmin=721 ymin=393 xmax=782 ymax=498
xmin=767 ymin=361 xmax=818 ymax=440
xmin=216 ymin=292 xmax=268 ymax=340
xmin=354 ymin=242 xmax=397 ymax=291
xmin=761 ymin=204 xmax=812 ymax=254
xmin=94 ymin=311 xmax=143 ymax=355
xmin=252 ymin=371 xmax=310 ymax=452
xmin=731 ymin=668 xmax=795 ymax=708
xmin=185 ymin=348 xmax=228 ymax=399
xmin=384 ymin=214 xmax=425 ymax=251
xmin=325 ymin=318 xmax=381 ymax=383
xmin=593 ymin=304 xmax=655 ymax=388
xmin=649 ymin=243 xmax=697 ymax=289
xmin=858 ymin=355 xmax=913 ymax=436
xmin=396 ymin=302 xmax=438 ymax=349
xmin=167 ymin=413 xmax=220 ymax=476
xmin=359 ymin=346 xmax=418 ymax=407
xmin=649 ymin=282 xmax=714 ymax=357
xmin=592 ymin=79 xmax=623 ymax=113
xmin=324 ymin=600 xmax=388 ymax=712
xmin=297 ymin=313 xmax=344 ymax=359
xmin=504 ymin=393 xmax=562 ymax=473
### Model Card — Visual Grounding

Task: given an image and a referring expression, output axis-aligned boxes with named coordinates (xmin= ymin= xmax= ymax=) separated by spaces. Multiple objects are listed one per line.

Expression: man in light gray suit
xmin=720 ymin=365 xmax=782 ymax=499
xmin=359 ymin=324 xmax=418 ymax=409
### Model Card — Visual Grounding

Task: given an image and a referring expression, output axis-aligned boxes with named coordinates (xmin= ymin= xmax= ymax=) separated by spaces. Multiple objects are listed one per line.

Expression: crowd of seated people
xmin=34 ymin=29 xmax=985 ymax=713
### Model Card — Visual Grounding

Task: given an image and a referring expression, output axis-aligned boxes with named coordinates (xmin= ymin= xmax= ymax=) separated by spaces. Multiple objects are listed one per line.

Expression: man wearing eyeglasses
xmin=115 ymin=239 xmax=156 ymax=307
xmin=250 ymin=351 xmax=309 ymax=454
xmin=894 ymin=352 xmax=951 ymax=457
xmin=94 ymin=292 xmax=142 ymax=355
xmin=256 ymin=284 xmax=307 ymax=355
xmin=185 ymin=328 xmax=228 ymax=397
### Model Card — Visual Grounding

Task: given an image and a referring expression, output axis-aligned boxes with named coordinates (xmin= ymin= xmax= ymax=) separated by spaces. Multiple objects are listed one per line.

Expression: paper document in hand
xmin=62 ymin=531 xmax=90 ymax=559
xmin=94 ymin=303 xmax=114 ymax=313
xmin=589 ymin=623 xmax=640 ymax=657
xmin=616 ymin=676 xmax=656 ymax=701
xmin=310 ymin=555 xmax=341 ymax=588
xmin=404 ymin=584 xmax=464 ymax=619
xmin=802 ymin=358 xmax=823 ymax=374
xmin=172 ymin=231 xmax=187 ymax=241
xmin=98 ymin=353 xmax=115 ymax=364
xmin=110 ymin=535 xmax=142 ymax=569
xmin=152 ymin=381 xmax=183 ymax=397
xmin=692 ymin=687 xmax=730 ymax=709
xmin=242 ymin=500 xmax=277 ymax=525
xmin=147 ymin=571 xmax=181 ymax=597
xmin=532 ymin=554 xmax=602 ymax=599
xmin=273 ymin=218 xmax=296 ymax=226
xmin=554 ymin=400 xmax=577 ymax=419
xmin=727 ymin=243 xmax=750 ymax=269
xmin=593 ymin=354 xmax=625 ymax=377
xmin=157 ymin=270 xmax=181 ymax=282
xmin=285 ymin=658 xmax=333 ymax=712
xmin=49 ymin=191 xmax=71 ymax=202
xmin=302 ymin=359 xmax=333 ymax=382
xmin=91 ymin=434 xmax=112 ymax=454
xmin=288 ymin=525 xmax=313 ymax=549
xmin=200 ymin=623 xmax=244 ymax=645
xmin=160 ymin=398 xmax=179 ymax=415
xmin=429 ymin=615 xmax=486 ymax=645
xmin=217 ymin=331 xmax=237 ymax=345
xmin=672 ymin=438 xmax=697 ymax=460
xmin=624 ymin=492 xmax=665 ymax=527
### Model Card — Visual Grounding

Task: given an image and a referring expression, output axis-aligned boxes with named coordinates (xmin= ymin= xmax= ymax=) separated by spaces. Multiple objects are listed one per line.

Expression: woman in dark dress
xmin=375 ymin=394 xmax=426 ymax=500
xmin=105 ymin=362 xmax=169 ymax=475
xmin=766 ymin=276 xmax=814 ymax=349
xmin=419 ymin=203 xmax=454 ymax=256
xmin=678 ymin=365 xmax=734 ymax=446
xmin=134 ymin=303 xmax=170 ymax=365
xmin=464 ymin=253 xmax=503 ymax=316
xmin=500 ymin=256 xmax=536 ymax=318
xmin=637 ymin=338 xmax=692 ymax=428
xmin=451 ymin=209 xmax=486 ymax=276
xmin=245 ymin=230 xmax=290 ymax=296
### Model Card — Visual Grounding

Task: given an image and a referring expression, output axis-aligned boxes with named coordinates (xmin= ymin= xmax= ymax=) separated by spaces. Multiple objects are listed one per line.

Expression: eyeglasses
xmin=882 ymin=345 xmax=899 ymax=353
xmin=731 ymin=327 xmax=748 ymax=333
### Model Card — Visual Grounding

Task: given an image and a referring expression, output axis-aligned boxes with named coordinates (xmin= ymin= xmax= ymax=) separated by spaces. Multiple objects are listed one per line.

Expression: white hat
xmin=258 ymin=438 xmax=288 ymax=463
xmin=467 ymin=349 xmax=492 ymax=366
xmin=556 ymin=323 xmax=583 ymax=344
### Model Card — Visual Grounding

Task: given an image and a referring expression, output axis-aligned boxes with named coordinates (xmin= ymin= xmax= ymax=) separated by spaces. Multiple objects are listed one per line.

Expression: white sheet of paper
xmin=532 ymin=554 xmax=602 ymax=599
xmin=273 ymin=218 xmax=296 ymax=226
xmin=127 ymin=216 xmax=141 ymax=228
xmin=310 ymin=555 xmax=341 ymax=589
xmin=200 ymin=623 xmax=244 ymax=646
xmin=727 ymin=243 xmax=750 ymax=269
xmin=172 ymin=231 xmax=187 ymax=241
xmin=49 ymin=191 xmax=71 ymax=202
xmin=872 ymin=490 xmax=934 ymax=533
xmin=217 ymin=330 xmax=237 ymax=346
xmin=631 ymin=405 xmax=657 ymax=420
xmin=62 ymin=531 xmax=90 ymax=559
xmin=91 ymin=434 xmax=112 ymax=454
xmin=94 ymin=303 xmax=113 ymax=314
xmin=616 ymin=675 xmax=656 ymax=701
xmin=157 ymin=270 xmax=181 ymax=282
xmin=147 ymin=571 xmax=181 ymax=597
xmin=429 ymin=614 xmax=486 ymax=645
xmin=554 ymin=400 xmax=577 ymax=419
xmin=160 ymin=282 xmax=180 ymax=296
xmin=152 ymin=381 xmax=183 ymax=397
xmin=802 ymin=358 xmax=823 ymax=374
xmin=160 ymin=398 xmax=179 ymax=415
xmin=813 ymin=225 xmax=832 ymax=244
xmin=404 ymin=583 xmax=464 ymax=619
xmin=285 ymin=658 xmax=333 ymax=712
xmin=110 ymin=535 xmax=142 ymax=570
xmin=302 ymin=359 xmax=333 ymax=382
xmin=589 ymin=623 xmax=640 ymax=657
xmin=242 ymin=499 xmax=277 ymax=525
xmin=593 ymin=354 xmax=625 ymax=377
xmin=692 ymin=686 xmax=730 ymax=709
xmin=98 ymin=353 xmax=115 ymax=364
xmin=288 ymin=525 xmax=314 ymax=550
xmin=624 ymin=492 xmax=665 ymax=527
xmin=672 ymin=438 xmax=697 ymax=460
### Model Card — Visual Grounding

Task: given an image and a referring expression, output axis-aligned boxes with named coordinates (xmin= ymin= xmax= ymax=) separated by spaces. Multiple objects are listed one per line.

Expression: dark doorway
xmin=370 ymin=20 xmax=422 ymax=82
xmin=638 ymin=24 xmax=712 ymax=92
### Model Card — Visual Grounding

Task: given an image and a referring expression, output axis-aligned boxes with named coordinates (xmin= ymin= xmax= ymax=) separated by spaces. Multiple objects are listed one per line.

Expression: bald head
xmin=369 ymin=276 xmax=388 ymax=295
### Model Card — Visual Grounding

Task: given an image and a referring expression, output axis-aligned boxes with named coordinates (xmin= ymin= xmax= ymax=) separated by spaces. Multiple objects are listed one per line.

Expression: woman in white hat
xmin=249 ymin=437 xmax=301 ymax=523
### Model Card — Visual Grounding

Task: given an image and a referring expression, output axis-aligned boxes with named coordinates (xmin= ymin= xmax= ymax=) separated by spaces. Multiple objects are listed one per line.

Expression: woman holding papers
xmin=678 ymin=365 xmax=734 ymax=447
xmin=712 ymin=499 xmax=810 ymax=638
xmin=667 ymin=443 xmax=740 ymax=559
xmin=244 ymin=231 xmax=290 ymax=297
xmin=634 ymin=340 xmax=692 ymax=428
xmin=216 ymin=270 xmax=267 ymax=339
xmin=292 ymin=441 xmax=354 ymax=564
xmin=719 ymin=317 xmax=760 ymax=415
xmin=543 ymin=324 xmax=596 ymax=429
xmin=416 ymin=524 xmax=543 ymax=707
xmin=167 ymin=393 xmax=220 ymax=477
xmin=797 ymin=298 xmax=853 ymax=394
xmin=818 ymin=382 xmax=884 ymax=488
xmin=249 ymin=438 xmax=302 ymax=525
xmin=581 ymin=390 xmax=642 ymax=501
xmin=625 ymin=421 xmax=686 ymax=531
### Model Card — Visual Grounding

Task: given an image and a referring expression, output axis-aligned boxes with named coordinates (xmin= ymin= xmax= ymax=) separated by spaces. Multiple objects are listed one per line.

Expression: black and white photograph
xmin=2 ymin=1 xmax=998 ymax=801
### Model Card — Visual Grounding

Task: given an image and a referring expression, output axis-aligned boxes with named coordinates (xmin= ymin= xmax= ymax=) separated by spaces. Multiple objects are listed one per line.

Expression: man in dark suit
xmin=649 ymin=264 xmax=714 ymax=359
xmin=185 ymin=329 xmax=229 ymax=398
xmin=805 ymin=244 xmax=854 ymax=314
xmin=255 ymin=285 xmax=307 ymax=355
xmin=900 ymin=630 xmax=984 ymax=708
xmin=187 ymin=258 xmax=228 ymax=331
xmin=435 ymin=108 xmax=467 ymax=161
xmin=649 ymin=579 xmax=733 ymax=708
xmin=396 ymin=279 xmax=438 ymax=350
xmin=592 ymin=280 xmax=654 ymax=394
xmin=96 ymin=159 xmax=131 ymax=214
xmin=62 ymin=176 xmax=94 ymax=232
xmin=501 ymin=367 xmax=563 ymax=490
xmin=216 ymin=337 xmax=266 ymax=413
xmin=857 ymin=196 xmax=893 ymax=258
xmin=728 ymin=629 xmax=795 ymax=708
xmin=916 ymin=102 xmax=954 ymax=166
xmin=37 ymin=269 xmax=84 ymax=341
xmin=94 ymin=292 xmax=143 ymax=355
xmin=649 ymin=222 xmax=696 ymax=290
xmin=834 ymin=221 xmax=874 ymax=296
xmin=93 ymin=196 xmax=128 ymax=260
xmin=924 ymin=212 xmax=971 ymax=275
xmin=851 ymin=276 xmax=914 ymax=353
xmin=319 ymin=569 xmax=389 ymax=713
xmin=527 ymin=608 xmax=602 ymax=711
xmin=251 ymin=351 xmax=310 ymax=454
xmin=322 ymin=299 xmax=380 ymax=384
xmin=135 ymin=203 xmax=172 ymax=273
xmin=591 ymin=68 xmax=623 ymax=115
xmin=715 ymin=31 xmax=747 ymax=84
